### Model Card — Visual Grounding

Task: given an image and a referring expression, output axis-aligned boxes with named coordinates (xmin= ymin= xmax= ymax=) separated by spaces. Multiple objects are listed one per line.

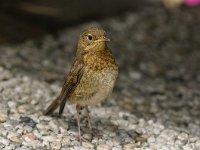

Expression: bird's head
xmin=78 ymin=27 xmax=110 ymax=53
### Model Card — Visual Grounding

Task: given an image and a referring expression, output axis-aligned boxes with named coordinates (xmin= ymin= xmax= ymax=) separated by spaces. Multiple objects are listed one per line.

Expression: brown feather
xmin=44 ymin=55 xmax=85 ymax=115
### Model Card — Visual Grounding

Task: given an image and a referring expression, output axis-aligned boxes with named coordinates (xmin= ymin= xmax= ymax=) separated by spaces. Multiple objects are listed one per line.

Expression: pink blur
xmin=184 ymin=0 xmax=200 ymax=6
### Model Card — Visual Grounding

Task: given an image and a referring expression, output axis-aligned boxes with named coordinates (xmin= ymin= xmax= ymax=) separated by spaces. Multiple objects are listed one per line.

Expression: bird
xmin=43 ymin=27 xmax=118 ymax=143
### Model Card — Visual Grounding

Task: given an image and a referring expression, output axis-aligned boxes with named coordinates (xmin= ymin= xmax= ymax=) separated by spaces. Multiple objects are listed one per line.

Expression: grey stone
xmin=0 ymin=137 xmax=10 ymax=146
xmin=97 ymin=144 xmax=112 ymax=150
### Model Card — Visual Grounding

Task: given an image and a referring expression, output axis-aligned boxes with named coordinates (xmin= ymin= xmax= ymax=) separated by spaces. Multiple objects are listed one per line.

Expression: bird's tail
xmin=43 ymin=96 xmax=60 ymax=115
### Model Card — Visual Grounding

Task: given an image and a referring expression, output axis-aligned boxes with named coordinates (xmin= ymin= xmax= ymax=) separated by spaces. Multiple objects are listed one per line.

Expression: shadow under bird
xmin=44 ymin=27 xmax=119 ymax=143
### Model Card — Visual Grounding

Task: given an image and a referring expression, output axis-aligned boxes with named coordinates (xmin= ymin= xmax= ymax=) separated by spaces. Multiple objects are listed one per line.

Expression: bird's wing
xmin=43 ymin=56 xmax=85 ymax=115
xmin=58 ymin=58 xmax=84 ymax=115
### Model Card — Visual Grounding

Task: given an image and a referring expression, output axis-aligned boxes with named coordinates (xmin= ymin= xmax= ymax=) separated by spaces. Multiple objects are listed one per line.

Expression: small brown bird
xmin=44 ymin=27 xmax=118 ymax=143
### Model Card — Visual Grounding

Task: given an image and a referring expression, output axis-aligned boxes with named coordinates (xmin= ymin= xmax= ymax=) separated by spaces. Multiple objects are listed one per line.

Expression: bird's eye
xmin=87 ymin=35 xmax=93 ymax=41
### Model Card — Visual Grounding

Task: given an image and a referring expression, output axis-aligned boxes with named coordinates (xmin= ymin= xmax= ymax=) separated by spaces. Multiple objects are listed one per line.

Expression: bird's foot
xmin=75 ymin=134 xmax=90 ymax=145
xmin=83 ymin=128 xmax=102 ymax=138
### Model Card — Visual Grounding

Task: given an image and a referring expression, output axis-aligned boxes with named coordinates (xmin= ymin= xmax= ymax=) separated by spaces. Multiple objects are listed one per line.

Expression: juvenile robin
xmin=44 ymin=27 xmax=118 ymax=143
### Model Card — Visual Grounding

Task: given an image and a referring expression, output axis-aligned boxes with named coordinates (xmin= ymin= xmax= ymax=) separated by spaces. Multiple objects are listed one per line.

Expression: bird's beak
xmin=96 ymin=36 xmax=110 ymax=42
xmin=103 ymin=36 xmax=110 ymax=42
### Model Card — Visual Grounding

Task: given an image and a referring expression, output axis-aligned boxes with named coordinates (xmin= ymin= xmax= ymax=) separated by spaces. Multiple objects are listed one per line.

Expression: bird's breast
xmin=69 ymin=67 xmax=118 ymax=106
xmin=69 ymin=51 xmax=118 ymax=106
xmin=82 ymin=52 xmax=118 ymax=89
xmin=83 ymin=66 xmax=118 ymax=88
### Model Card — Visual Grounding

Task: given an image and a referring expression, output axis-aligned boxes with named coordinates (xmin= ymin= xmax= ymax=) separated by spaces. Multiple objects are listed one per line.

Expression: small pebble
xmin=124 ymin=143 xmax=136 ymax=150
xmin=9 ymin=136 xmax=22 ymax=144
xmin=82 ymin=141 xmax=94 ymax=149
xmin=135 ymin=136 xmax=146 ymax=143
xmin=15 ymin=148 xmax=30 ymax=150
xmin=61 ymin=136 xmax=71 ymax=145
xmin=19 ymin=116 xmax=37 ymax=128
xmin=112 ymin=147 xmax=123 ymax=150
xmin=17 ymin=105 xmax=29 ymax=114
xmin=97 ymin=144 xmax=112 ymax=150
xmin=22 ymin=133 xmax=36 ymax=142
xmin=0 ymin=114 xmax=8 ymax=123
xmin=0 ymin=138 xmax=10 ymax=146
xmin=50 ymin=141 xmax=61 ymax=150
xmin=178 ymin=132 xmax=188 ymax=141
xmin=0 ymin=144 xmax=5 ymax=149
xmin=42 ymin=135 xmax=56 ymax=142
xmin=82 ymin=133 xmax=92 ymax=141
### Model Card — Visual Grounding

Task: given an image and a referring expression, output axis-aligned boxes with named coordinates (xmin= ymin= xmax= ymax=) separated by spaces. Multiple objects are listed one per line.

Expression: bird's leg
xmin=76 ymin=105 xmax=82 ymax=144
xmin=76 ymin=105 xmax=89 ymax=144
xmin=84 ymin=106 xmax=101 ymax=138
xmin=85 ymin=106 xmax=92 ymax=131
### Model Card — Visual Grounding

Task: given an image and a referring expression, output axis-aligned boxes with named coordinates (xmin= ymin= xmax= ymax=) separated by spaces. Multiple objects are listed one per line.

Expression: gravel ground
xmin=0 ymin=5 xmax=200 ymax=150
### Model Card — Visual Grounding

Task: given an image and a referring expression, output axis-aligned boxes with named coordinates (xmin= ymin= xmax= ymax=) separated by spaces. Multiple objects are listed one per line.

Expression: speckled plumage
xmin=44 ymin=27 xmax=118 ymax=143
xmin=69 ymin=50 xmax=118 ymax=106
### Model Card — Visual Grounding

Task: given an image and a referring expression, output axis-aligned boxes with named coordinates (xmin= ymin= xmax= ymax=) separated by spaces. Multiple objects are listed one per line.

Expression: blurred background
xmin=0 ymin=0 xmax=143 ymax=44
xmin=2 ymin=0 xmax=200 ymax=44
xmin=0 ymin=0 xmax=200 ymax=137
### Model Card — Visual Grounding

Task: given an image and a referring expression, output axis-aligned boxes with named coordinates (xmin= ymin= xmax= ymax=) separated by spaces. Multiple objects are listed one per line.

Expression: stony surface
xmin=0 ymin=5 xmax=200 ymax=150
